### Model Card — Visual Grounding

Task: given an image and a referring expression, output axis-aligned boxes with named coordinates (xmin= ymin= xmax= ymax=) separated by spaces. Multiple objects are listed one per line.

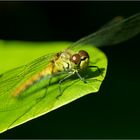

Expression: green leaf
xmin=0 ymin=40 xmax=107 ymax=133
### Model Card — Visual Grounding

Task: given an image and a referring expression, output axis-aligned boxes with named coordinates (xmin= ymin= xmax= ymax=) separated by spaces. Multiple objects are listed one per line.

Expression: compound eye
xmin=78 ymin=50 xmax=89 ymax=60
xmin=70 ymin=54 xmax=81 ymax=64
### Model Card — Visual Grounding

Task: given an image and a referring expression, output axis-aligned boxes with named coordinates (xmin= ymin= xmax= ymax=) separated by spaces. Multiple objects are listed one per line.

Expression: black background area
xmin=0 ymin=1 xmax=140 ymax=139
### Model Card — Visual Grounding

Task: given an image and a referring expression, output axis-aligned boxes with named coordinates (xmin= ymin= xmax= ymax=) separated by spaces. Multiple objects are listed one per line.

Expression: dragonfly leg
xmin=57 ymin=72 xmax=75 ymax=99
xmin=75 ymin=71 xmax=86 ymax=83
xmin=36 ymin=77 xmax=52 ymax=102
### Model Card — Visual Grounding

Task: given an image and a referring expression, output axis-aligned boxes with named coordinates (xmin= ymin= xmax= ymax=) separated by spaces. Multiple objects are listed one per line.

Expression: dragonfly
xmin=0 ymin=13 xmax=140 ymax=131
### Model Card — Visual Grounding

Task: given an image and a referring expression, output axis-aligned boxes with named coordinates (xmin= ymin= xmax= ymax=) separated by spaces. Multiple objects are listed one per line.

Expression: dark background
xmin=0 ymin=1 xmax=140 ymax=139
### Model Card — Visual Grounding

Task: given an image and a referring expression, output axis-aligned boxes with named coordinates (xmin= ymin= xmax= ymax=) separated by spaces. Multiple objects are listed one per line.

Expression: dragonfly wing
xmin=0 ymin=53 xmax=56 ymax=111
xmin=68 ymin=13 xmax=140 ymax=50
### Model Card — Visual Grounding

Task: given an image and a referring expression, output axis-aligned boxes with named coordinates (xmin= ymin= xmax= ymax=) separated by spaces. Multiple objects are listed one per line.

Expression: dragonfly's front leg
xmin=75 ymin=70 xmax=87 ymax=83
xmin=56 ymin=69 xmax=88 ymax=99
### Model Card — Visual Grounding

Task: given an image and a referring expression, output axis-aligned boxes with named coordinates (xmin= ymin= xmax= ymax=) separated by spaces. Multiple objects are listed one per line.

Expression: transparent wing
xmin=0 ymin=53 xmax=56 ymax=111
xmin=68 ymin=12 xmax=140 ymax=50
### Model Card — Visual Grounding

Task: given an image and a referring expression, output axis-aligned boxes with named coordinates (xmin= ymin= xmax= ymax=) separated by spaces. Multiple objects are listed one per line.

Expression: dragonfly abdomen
xmin=12 ymin=63 xmax=54 ymax=97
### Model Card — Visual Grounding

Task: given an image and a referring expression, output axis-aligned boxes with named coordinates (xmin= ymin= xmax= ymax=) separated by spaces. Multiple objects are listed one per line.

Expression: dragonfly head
xmin=70 ymin=50 xmax=89 ymax=70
